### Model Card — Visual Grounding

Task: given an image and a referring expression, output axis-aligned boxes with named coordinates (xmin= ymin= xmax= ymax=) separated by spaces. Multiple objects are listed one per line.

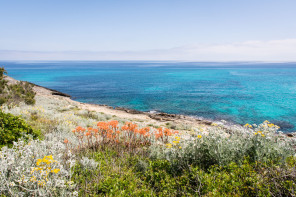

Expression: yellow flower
xmin=30 ymin=176 xmax=36 ymax=182
xmin=261 ymin=134 xmax=265 ymax=137
xmin=36 ymin=155 xmax=57 ymax=166
xmin=244 ymin=123 xmax=253 ymax=128
xmin=175 ymin=136 xmax=180 ymax=141
xmin=268 ymin=123 xmax=274 ymax=127
xmin=173 ymin=140 xmax=180 ymax=144
xmin=179 ymin=146 xmax=182 ymax=149
xmin=254 ymin=133 xmax=258 ymax=135
xmin=45 ymin=155 xmax=53 ymax=160
xmin=258 ymin=131 xmax=262 ymax=134
xmin=197 ymin=135 xmax=202 ymax=139
xmin=51 ymin=169 xmax=60 ymax=174
xmin=36 ymin=159 xmax=42 ymax=166
xmin=166 ymin=143 xmax=172 ymax=148
xmin=34 ymin=167 xmax=42 ymax=171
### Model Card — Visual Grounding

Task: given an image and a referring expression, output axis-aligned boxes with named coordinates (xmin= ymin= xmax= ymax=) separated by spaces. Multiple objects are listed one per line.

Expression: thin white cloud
xmin=0 ymin=39 xmax=296 ymax=61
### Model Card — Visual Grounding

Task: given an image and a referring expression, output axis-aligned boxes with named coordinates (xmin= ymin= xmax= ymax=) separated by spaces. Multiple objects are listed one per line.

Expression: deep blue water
xmin=2 ymin=61 xmax=296 ymax=132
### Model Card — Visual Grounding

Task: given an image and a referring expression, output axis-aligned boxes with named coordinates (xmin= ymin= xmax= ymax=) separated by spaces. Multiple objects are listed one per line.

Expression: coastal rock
xmin=197 ymin=119 xmax=213 ymax=126
xmin=286 ymin=133 xmax=294 ymax=137
xmin=27 ymin=82 xmax=71 ymax=98
xmin=273 ymin=120 xmax=294 ymax=130
xmin=115 ymin=107 xmax=142 ymax=114
xmin=51 ymin=91 xmax=71 ymax=97
xmin=97 ymin=104 xmax=114 ymax=109
xmin=147 ymin=112 xmax=214 ymax=125
xmin=148 ymin=112 xmax=180 ymax=121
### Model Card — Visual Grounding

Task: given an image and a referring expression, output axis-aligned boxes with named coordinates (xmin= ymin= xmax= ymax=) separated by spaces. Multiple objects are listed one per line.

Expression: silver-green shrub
xmin=150 ymin=121 xmax=296 ymax=169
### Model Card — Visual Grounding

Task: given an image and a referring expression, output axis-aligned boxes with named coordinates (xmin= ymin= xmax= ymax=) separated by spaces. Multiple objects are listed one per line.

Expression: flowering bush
xmin=150 ymin=121 xmax=296 ymax=170
xmin=69 ymin=121 xmax=178 ymax=153
xmin=0 ymin=130 xmax=89 ymax=196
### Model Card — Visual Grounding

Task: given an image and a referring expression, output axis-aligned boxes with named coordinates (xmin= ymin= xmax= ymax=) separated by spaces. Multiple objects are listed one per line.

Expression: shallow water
xmin=2 ymin=61 xmax=296 ymax=132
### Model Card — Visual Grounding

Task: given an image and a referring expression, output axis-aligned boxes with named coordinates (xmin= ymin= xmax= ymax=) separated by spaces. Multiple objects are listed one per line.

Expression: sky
xmin=0 ymin=0 xmax=296 ymax=61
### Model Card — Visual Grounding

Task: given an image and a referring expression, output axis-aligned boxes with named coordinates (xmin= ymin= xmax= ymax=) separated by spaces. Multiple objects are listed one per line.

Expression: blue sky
xmin=0 ymin=0 xmax=296 ymax=61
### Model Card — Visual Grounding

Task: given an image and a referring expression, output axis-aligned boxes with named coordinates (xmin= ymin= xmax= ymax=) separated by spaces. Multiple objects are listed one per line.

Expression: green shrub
xmin=0 ymin=67 xmax=36 ymax=106
xmin=141 ymin=159 xmax=200 ymax=196
xmin=259 ymin=156 xmax=296 ymax=197
xmin=5 ymin=81 xmax=36 ymax=105
xmin=138 ymin=157 xmax=296 ymax=197
xmin=72 ymin=147 xmax=154 ymax=196
xmin=198 ymin=160 xmax=263 ymax=196
xmin=0 ymin=110 xmax=40 ymax=148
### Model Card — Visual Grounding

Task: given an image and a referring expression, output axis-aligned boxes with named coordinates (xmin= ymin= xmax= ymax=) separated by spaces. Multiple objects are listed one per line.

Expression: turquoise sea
xmin=2 ymin=61 xmax=296 ymax=132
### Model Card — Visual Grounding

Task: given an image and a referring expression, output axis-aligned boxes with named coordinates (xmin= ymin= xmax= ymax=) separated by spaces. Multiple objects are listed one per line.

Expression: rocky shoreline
xmin=6 ymin=75 xmax=214 ymax=126
xmin=27 ymin=82 xmax=72 ymax=98
xmin=4 ymin=75 xmax=295 ymax=136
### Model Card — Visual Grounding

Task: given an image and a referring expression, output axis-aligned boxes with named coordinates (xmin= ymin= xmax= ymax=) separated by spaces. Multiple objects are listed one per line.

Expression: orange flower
xmin=121 ymin=122 xmax=138 ymax=132
xmin=138 ymin=127 xmax=150 ymax=136
xmin=157 ymin=128 xmax=163 ymax=133
xmin=164 ymin=128 xmax=172 ymax=136
xmin=121 ymin=125 xmax=128 ymax=131
xmin=98 ymin=122 xmax=109 ymax=130
xmin=85 ymin=132 xmax=91 ymax=136
xmin=108 ymin=120 xmax=118 ymax=128
xmin=76 ymin=126 xmax=84 ymax=132
xmin=64 ymin=139 xmax=69 ymax=144
xmin=107 ymin=133 xmax=112 ymax=139
xmin=154 ymin=132 xmax=163 ymax=139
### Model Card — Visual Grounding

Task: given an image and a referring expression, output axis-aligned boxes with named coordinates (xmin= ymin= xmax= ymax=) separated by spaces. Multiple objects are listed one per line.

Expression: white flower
xmin=72 ymin=191 xmax=79 ymax=196
xmin=80 ymin=157 xmax=98 ymax=169
xmin=56 ymin=180 xmax=66 ymax=187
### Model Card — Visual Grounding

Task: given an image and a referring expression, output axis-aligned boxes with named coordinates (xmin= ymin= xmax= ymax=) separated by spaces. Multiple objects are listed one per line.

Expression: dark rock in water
xmin=198 ymin=120 xmax=213 ymax=126
xmin=115 ymin=107 xmax=142 ymax=114
xmin=98 ymin=104 xmax=114 ymax=109
xmin=51 ymin=91 xmax=71 ymax=97
xmin=272 ymin=120 xmax=294 ymax=129
xmin=148 ymin=112 xmax=181 ymax=121
xmin=286 ymin=133 xmax=294 ymax=137
xmin=148 ymin=112 xmax=213 ymax=125
xmin=28 ymin=82 xmax=71 ymax=98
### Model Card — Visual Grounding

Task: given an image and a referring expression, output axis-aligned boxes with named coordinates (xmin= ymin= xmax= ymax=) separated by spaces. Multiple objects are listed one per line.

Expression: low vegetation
xmin=0 ymin=67 xmax=36 ymax=106
xmin=0 ymin=72 xmax=295 ymax=196
xmin=0 ymin=110 xmax=40 ymax=148
xmin=68 ymin=120 xmax=296 ymax=196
